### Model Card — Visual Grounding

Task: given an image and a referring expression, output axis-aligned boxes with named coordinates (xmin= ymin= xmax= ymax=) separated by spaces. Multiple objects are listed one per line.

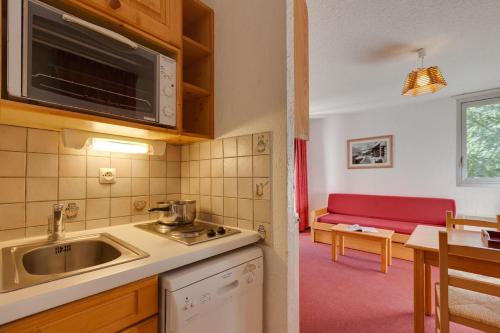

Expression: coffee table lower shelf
xmin=330 ymin=224 xmax=395 ymax=273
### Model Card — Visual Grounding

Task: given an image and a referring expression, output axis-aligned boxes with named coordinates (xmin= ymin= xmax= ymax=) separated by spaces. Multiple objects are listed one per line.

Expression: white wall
xmin=206 ymin=1 xmax=295 ymax=332
xmin=308 ymin=97 xmax=500 ymax=217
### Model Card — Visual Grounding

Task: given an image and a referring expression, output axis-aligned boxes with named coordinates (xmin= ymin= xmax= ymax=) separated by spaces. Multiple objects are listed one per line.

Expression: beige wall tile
xmin=60 ymin=200 xmax=86 ymax=222
xmin=181 ymin=162 xmax=190 ymax=178
xmin=238 ymin=178 xmax=253 ymax=199
xmin=150 ymin=161 xmax=167 ymax=177
xmin=181 ymin=178 xmax=189 ymax=194
xmin=167 ymin=193 xmax=181 ymax=201
xmin=211 ymin=197 xmax=223 ymax=215
xmin=132 ymin=214 xmax=150 ymax=222
xmin=111 ymin=197 xmax=131 ymax=217
xmin=131 ymin=159 xmax=149 ymax=177
xmin=189 ymin=143 xmax=200 ymax=160
xmin=26 ymin=226 xmax=46 ymax=237
xmin=189 ymin=161 xmax=200 ymax=177
xmin=150 ymin=195 xmax=167 ymax=209
xmin=211 ymin=140 xmax=223 ymax=158
xmin=199 ymin=178 xmax=211 ymax=195
xmin=131 ymin=196 xmax=149 ymax=215
xmin=111 ymin=158 xmax=131 ymax=178
xmin=131 ymin=178 xmax=149 ymax=196
xmin=199 ymin=160 xmax=211 ymax=177
xmin=212 ymin=215 xmax=223 ymax=224
xmin=59 ymin=155 xmax=86 ymax=177
xmin=223 ymin=158 xmax=237 ymax=177
xmin=238 ymin=199 xmax=253 ymax=220
xmin=253 ymin=132 xmax=271 ymax=155
xmin=166 ymin=178 xmax=181 ymax=194
xmin=26 ymin=201 xmax=56 ymax=226
xmin=211 ymin=178 xmax=223 ymax=197
xmin=181 ymin=145 xmax=190 ymax=161
xmin=111 ymin=178 xmax=131 ymax=197
xmin=86 ymin=198 xmax=110 ymax=220
xmin=86 ymin=218 xmax=110 ymax=229
xmin=0 ymin=125 xmax=26 ymax=152
xmin=199 ymin=212 xmax=212 ymax=222
xmin=130 ymin=153 xmax=149 ymax=160
xmin=223 ymin=217 xmax=237 ymax=227
xmin=223 ymin=137 xmax=237 ymax=157
xmin=150 ymin=178 xmax=167 ymax=195
xmin=87 ymin=178 xmax=111 ymax=198
xmin=87 ymin=156 xmax=110 ymax=177
xmin=189 ymin=178 xmax=199 ymax=195
xmin=66 ymin=221 xmax=85 ymax=232
xmin=199 ymin=142 xmax=211 ymax=160
xmin=27 ymin=153 xmax=58 ymax=177
xmin=0 ymin=151 xmax=26 ymax=177
xmin=59 ymin=178 xmax=86 ymax=199
xmin=0 ymin=178 xmax=25 ymax=203
xmin=26 ymin=178 xmax=57 ymax=202
xmin=238 ymin=219 xmax=253 ymax=230
xmin=166 ymin=162 xmax=181 ymax=178
xmin=237 ymin=156 xmax=252 ymax=177
xmin=27 ymin=129 xmax=58 ymax=154
xmin=253 ymin=155 xmax=270 ymax=177
xmin=110 ymin=216 xmax=131 ymax=226
xmin=223 ymin=197 xmax=237 ymax=218
xmin=200 ymin=195 xmax=211 ymax=213
xmin=223 ymin=178 xmax=237 ymax=198
xmin=150 ymin=151 xmax=166 ymax=161
xmin=254 ymin=178 xmax=271 ymax=200
xmin=0 ymin=228 xmax=25 ymax=241
xmin=0 ymin=203 xmax=25 ymax=230
xmin=166 ymin=145 xmax=181 ymax=161
xmin=254 ymin=200 xmax=270 ymax=222
xmin=211 ymin=159 xmax=223 ymax=177
xmin=237 ymin=135 xmax=253 ymax=156
xmin=87 ymin=150 xmax=110 ymax=157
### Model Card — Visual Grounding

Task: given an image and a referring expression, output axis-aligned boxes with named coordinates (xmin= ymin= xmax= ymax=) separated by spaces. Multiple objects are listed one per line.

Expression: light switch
xmin=99 ymin=168 xmax=116 ymax=184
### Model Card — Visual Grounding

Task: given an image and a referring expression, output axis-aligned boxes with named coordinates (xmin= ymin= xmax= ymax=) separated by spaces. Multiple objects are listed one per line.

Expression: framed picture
xmin=347 ymin=135 xmax=393 ymax=169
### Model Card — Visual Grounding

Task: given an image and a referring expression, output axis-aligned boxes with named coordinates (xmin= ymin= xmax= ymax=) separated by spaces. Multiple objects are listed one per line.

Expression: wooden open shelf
xmin=181 ymin=0 xmax=214 ymax=138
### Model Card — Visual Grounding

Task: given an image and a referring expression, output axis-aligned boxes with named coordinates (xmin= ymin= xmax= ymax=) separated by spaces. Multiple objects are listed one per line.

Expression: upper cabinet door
xmin=294 ymin=0 xmax=309 ymax=140
xmin=75 ymin=0 xmax=182 ymax=47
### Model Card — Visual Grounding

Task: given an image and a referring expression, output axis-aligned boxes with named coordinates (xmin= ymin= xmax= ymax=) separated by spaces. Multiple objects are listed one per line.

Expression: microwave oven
xmin=6 ymin=0 xmax=177 ymax=128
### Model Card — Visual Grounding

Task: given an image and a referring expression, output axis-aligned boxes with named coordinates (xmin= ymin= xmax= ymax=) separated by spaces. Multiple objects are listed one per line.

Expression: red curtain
xmin=294 ymin=139 xmax=309 ymax=232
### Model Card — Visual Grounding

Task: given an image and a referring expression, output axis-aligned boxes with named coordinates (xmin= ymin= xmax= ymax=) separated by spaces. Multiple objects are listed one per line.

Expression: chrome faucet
xmin=48 ymin=204 xmax=65 ymax=241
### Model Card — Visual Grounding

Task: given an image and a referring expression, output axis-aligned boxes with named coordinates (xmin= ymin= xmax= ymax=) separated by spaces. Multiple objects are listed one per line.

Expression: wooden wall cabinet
xmin=294 ymin=0 xmax=309 ymax=140
xmin=0 ymin=276 xmax=158 ymax=333
xmin=72 ymin=0 xmax=182 ymax=48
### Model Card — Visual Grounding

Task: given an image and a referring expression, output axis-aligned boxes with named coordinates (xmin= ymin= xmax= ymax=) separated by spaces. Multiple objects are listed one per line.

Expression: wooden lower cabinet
xmin=0 ymin=276 xmax=158 ymax=333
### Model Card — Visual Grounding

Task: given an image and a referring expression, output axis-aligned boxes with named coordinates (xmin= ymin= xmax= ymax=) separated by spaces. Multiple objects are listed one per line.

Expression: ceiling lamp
xmin=402 ymin=48 xmax=447 ymax=96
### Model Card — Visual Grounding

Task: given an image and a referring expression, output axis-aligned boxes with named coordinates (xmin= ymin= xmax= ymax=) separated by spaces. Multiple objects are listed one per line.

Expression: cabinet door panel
xmin=119 ymin=315 xmax=158 ymax=333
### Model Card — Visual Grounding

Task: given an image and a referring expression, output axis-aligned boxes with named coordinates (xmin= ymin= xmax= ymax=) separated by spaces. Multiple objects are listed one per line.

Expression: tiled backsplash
xmin=0 ymin=125 xmax=181 ymax=241
xmin=0 ymin=125 xmax=272 ymax=244
xmin=179 ymin=132 xmax=273 ymax=245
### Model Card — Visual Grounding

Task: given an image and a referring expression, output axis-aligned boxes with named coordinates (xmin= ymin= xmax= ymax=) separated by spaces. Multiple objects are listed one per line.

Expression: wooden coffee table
xmin=330 ymin=224 xmax=395 ymax=273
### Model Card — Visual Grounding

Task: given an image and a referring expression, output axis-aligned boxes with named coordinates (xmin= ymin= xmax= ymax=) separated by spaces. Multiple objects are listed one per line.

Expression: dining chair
xmin=435 ymin=230 xmax=500 ymax=333
xmin=445 ymin=211 xmax=500 ymax=231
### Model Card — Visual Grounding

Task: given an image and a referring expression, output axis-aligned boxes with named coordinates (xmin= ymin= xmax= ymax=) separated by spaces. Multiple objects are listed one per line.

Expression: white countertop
xmin=0 ymin=221 xmax=261 ymax=325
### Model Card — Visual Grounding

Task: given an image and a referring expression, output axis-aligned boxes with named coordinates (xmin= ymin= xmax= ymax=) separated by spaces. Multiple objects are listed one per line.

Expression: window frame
xmin=456 ymin=89 xmax=500 ymax=187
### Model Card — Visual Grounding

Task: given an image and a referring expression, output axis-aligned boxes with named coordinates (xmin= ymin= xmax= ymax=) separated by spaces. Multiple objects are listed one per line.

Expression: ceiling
xmin=308 ymin=0 xmax=500 ymax=116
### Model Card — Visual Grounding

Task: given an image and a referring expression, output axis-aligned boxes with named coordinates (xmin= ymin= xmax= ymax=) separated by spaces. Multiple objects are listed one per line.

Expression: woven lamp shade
xmin=402 ymin=66 xmax=447 ymax=96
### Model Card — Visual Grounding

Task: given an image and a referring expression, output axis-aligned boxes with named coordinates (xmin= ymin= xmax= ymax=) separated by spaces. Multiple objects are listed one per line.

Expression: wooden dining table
xmin=404 ymin=224 xmax=487 ymax=333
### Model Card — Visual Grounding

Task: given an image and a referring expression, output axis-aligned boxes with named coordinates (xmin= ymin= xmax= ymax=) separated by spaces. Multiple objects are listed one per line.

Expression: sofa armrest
xmin=311 ymin=207 xmax=328 ymax=222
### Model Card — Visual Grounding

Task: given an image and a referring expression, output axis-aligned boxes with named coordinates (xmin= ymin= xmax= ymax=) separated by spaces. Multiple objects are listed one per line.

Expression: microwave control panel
xmin=158 ymin=55 xmax=177 ymax=127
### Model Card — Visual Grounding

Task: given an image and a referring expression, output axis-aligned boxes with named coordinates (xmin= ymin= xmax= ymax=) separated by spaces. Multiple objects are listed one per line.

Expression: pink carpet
xmin=299 ymin=232 xmax=479 ymax=333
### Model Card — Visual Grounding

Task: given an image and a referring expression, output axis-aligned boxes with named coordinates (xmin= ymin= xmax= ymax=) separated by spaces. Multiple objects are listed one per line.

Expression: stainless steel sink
xmin=0 ymin=233 xmax=149 ymax=292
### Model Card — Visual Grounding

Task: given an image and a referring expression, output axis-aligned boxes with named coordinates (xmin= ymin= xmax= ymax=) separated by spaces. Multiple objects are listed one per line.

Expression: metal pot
xmin=149 ymin=200 xmax=196 ymax=225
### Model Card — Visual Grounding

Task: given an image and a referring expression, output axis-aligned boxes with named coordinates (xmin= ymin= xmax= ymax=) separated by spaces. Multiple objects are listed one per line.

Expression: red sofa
xmin=316 ymin=193 xmax=456 ymax=235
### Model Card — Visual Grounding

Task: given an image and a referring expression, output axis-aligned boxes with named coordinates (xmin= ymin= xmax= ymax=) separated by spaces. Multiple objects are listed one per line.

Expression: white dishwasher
xmin=160 ymin=246 xmax=263 ymax=333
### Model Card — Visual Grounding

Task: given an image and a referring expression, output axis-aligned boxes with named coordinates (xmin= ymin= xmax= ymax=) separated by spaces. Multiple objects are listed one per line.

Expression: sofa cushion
xmin=317 ymin=213 xmax=420 ymax=234
xmin=327 ymin=193 xmax=455 ymax=225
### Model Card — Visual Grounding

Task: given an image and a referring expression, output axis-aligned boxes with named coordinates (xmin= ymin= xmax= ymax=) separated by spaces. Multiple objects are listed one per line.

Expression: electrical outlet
xmin=99 ymin=168 xmax=116 ymax=184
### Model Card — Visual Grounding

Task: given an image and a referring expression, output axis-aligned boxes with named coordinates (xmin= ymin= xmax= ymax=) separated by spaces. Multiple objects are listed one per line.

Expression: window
xmin=457 ymin=91 xmax=500 ymax=186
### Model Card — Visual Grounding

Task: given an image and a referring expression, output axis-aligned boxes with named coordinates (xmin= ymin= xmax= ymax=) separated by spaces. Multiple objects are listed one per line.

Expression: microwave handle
xmin=61 ymin=13 xmax=138 ymax=50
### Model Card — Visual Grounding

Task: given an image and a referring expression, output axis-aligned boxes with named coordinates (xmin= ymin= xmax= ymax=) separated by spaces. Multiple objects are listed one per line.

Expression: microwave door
xmin=25 ymin=0 xmax=159 ymax=124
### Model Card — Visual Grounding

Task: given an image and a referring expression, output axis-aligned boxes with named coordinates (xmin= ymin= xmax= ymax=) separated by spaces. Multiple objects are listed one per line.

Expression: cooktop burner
xmin=135 ymin=221 xmax=241 ymax=245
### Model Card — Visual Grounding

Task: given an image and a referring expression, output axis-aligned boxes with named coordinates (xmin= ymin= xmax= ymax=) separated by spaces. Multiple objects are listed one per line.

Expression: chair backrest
xmin=445 ymin=211 xmax=500 ymax=231
xmin=438 ymin=230 xmax=500 ymax=332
